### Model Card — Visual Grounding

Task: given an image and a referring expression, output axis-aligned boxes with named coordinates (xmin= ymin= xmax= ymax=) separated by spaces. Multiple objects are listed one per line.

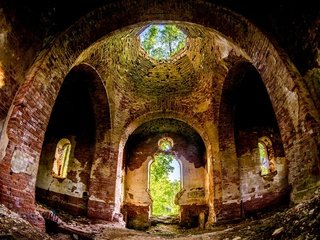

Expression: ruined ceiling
xmin=77 ymin=22 xmax=247 ymax=100
xmin=2 ymin=0 xmax=318 ymax=76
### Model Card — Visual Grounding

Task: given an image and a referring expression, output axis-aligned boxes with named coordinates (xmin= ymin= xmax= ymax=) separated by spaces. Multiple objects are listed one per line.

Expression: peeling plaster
xmin=0 ymin=118 xmax=9 ymax=162
xmin=215 ymin=35 xmax=232 ymax=59
xmin=72 ymin=158 xmax=85 ymax=182
xmin=11 ymin=149 xmax=36 ymax=175
xmin=48 ymin=176 xmax=86 ymax=198
xmin=90 ymin=157 xmax=102 ymax=179
xmin=91 ymin=157 xmax=110 ymax=179
xmin=36 ymin=157 xmax=87 ymax=198
xmin=125 ymin=166 xmax=151 ymax=205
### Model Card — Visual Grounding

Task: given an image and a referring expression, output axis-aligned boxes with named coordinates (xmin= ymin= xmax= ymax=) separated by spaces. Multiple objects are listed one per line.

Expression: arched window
xmin=258 ymin=136 xmax=276 ymax=177
xmin=52 ymin=138 xmax=71 ymax=178
xmin=158 ymin=137 xmax=174 ymax=152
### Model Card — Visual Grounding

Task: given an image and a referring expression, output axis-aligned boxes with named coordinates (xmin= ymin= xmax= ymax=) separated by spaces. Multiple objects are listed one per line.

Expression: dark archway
xmin=217 ymin=61 xmax=288 ymax=220
xmin=233 ymin=63 xmax=289 ymax=216
xmin=35 ymin=64 xmax=111 ymax=218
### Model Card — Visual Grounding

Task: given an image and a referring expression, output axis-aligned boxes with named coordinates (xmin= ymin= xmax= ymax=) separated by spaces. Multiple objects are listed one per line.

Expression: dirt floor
xmin=0 ymin=188 xmax=319 ymax=240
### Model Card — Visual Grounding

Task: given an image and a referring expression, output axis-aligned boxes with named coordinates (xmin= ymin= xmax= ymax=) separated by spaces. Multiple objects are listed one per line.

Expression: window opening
xmin=258 ymin=137 xmax=276 ymax=178
xmin=52 ymin=138 xmax=71 ymax=178
xmin=149 ymin=137 xmax=181 ymax=216
xmin=139 ymin=24 xmax=187 ymax=60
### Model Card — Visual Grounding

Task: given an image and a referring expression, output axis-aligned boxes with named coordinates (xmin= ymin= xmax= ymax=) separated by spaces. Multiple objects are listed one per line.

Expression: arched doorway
xmin=122 ymin=118 xmax=207 ymax=230
xmin=148 ymin=137 xmax=182 ymax=218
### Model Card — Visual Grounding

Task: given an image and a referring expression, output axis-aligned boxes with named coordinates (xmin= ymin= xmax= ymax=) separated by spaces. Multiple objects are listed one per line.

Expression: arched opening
xmin=149 ymin=137 xmax=182 ymax=218
xmin=35 ymin=64 xmax=111 ymax=221
xmin=122 ymin=118 xmax=206 ymax=230
xmin=52 ymin=138 xmax=71 ymax=179
xmin=35 ymin=66 xmax=96 ymax=216
xmin=258 ymin=136 xmax=277 ymax=178
xmin=139 ymin=24 xmax=187 ymax=60
xmin=218 ymin=62 xmax=289 ymax=220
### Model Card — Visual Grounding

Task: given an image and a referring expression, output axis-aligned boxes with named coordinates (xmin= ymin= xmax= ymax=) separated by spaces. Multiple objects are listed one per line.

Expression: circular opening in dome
xmin=139 ymin=24 xmax=187 ymax=60
xmin=158 ymin=137 xmax=174 ymax=152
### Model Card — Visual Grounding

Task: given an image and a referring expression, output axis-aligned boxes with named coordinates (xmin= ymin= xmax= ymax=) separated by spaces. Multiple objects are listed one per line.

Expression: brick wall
xmin=0 ymin=0 xmax=318 ymax=229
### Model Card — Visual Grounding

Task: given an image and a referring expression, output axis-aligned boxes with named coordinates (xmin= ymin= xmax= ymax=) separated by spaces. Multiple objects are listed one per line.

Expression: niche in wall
xmin=35 ymin=66 xmax=98 ymax=215
xmin=234 ymin=64 xmax=288 ymax=215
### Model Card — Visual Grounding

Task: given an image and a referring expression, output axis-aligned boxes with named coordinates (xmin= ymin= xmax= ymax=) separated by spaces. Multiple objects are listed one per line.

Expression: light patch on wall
xmin=89 ymin=194 xmax=106 ymax=203
xmin=11 ymin=149 xmax=36 ymax=175
xmin=194 ymin=99 xmax=210 ymax=113
xmin=0 ymin=31 xmax=8 ymax=46
xmin=283 ymin=86 xmax=299 ymax=132
xmin=214 ymin=35 xmax=232 ymax=59
xmin=90 ymin=157 xmax=101 ymax=179
xmin=0 ymin=116 xmax=9 ymax=162
xmin=48 ymin=177 xmax=86 ymax=198
xmin=0 ymin=119 xmax=4 ymax=136
xmin=0 ymin=62 xmax=5 ymax=88
xmin=204 ymin=121 xmax=218 ymax=152
xmin=90 ymin=157 xmax=110 ymax=179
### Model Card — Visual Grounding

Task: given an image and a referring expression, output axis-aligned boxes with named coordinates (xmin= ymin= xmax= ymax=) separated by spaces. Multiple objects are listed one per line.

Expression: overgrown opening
xmin=139 ymin=24 xmax=186 ymax=60
xmin=149 ymin=138 xmax=181 ymax=217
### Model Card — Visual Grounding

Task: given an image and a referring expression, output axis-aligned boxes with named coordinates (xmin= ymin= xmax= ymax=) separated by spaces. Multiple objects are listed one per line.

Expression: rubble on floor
xmin=0 ymin=204 xmax=51 ymax=240
xmin=0 ymin=189 xmax=319 ymax=240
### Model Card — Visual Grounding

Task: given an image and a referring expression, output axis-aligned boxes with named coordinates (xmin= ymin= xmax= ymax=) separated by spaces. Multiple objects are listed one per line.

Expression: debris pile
xmin=0 ymin=189 xmax=319 ymax=240
xmin=0 ymin=204 xmax=51 ymax=240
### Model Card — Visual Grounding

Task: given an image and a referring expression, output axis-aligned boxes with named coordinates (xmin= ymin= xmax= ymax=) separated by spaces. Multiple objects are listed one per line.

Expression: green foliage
xmin=150 ymin=152 xmax=174 ymax=181
xmin=150 ymin=153 xmax=180 ymax=216
xmin=158 ymin=138 xmax=173 ymax=152
xmin=259 ymin=142 xmax=270 ymax=176
xmin=140 ymin=24 xmax=186 ymax=60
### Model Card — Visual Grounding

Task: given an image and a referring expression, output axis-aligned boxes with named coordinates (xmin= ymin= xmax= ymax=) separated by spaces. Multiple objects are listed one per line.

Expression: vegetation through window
xmin=158 ymin=137 xmax=174 ymax=152
xmin=258 ymin=141 xmax=270 ymax=176
xmin=149 ymin=137 xmax=181 ymax=216
xmin=139 ymin=24 xmax=186 ymax=60
xmin=258 ymin=137 xmax=276 ymax=177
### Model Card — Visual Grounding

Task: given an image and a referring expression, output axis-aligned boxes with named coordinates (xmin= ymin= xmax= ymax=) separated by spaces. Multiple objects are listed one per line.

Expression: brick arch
xmin=0 ymin=0 xmax=317 ymax=227
xmin=217 ymin=60 xmax=289 ymax=220
xmin=115 ymin=111 xmax=211 ymax=215
xmin=215 ymin=60 xmax=254 ymax=220
xmin=218 ymin=61 xmax=253 ymax=151
xmin=70 ymin=63 xmax=111 ymax=139
xmin=116 ymin=112 xmax=210 ymax=227
xmin=64 ymin=64 xmax=113 ymax=219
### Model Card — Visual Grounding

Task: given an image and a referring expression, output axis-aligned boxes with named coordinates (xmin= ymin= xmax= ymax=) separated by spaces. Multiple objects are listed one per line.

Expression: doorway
xmin=149 ymin=148 xmax=182 ymax=217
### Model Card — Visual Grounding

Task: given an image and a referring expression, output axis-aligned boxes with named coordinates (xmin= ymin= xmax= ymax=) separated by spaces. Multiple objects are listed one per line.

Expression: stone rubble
xmin=0 ymin=189 xmax=318 ymax=240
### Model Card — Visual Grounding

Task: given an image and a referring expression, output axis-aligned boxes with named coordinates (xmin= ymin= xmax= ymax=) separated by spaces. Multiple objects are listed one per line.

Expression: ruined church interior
xmin=0 ymin=0 xmax=319 ymax=239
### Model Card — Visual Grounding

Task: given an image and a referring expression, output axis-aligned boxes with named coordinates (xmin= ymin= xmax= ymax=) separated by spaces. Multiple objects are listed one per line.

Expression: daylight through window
xmin=139 ymin=24 xmax=187 ymax=60
xmin=258 ymin=136 xmax=276 ymax=177
xmin=52 ymin=138 xmax=71 ymax=178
